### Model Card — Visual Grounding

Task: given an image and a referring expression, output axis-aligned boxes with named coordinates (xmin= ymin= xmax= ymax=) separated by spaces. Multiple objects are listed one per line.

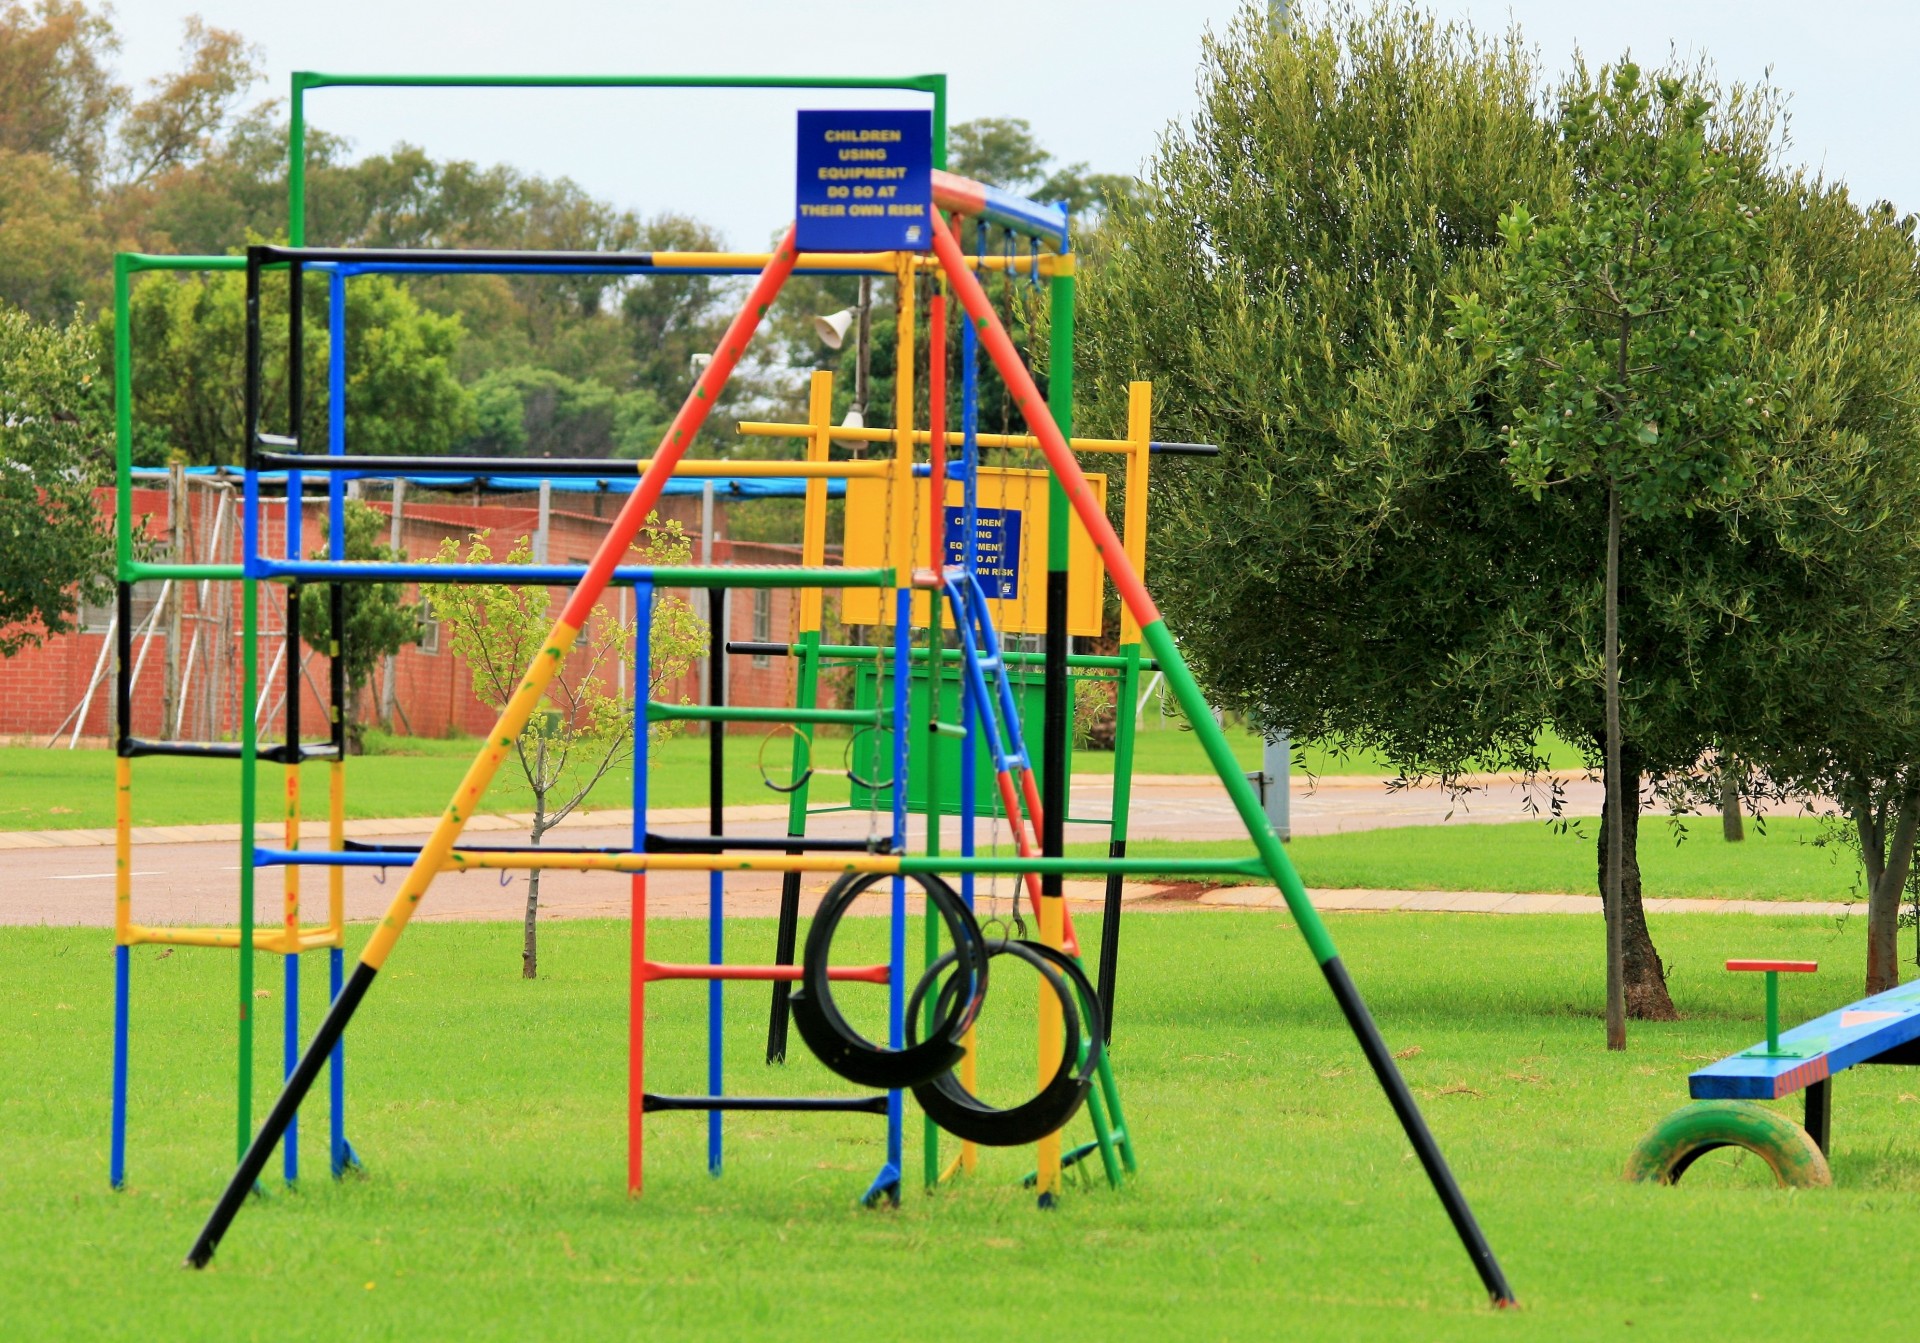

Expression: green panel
xmin=848 ymin=661 xmax=1072 ymax=817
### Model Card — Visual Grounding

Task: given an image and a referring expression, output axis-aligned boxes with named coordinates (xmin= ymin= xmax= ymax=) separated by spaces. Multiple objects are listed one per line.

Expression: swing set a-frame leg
xmin=926 ymin=210 xmax=1516 ymax=1308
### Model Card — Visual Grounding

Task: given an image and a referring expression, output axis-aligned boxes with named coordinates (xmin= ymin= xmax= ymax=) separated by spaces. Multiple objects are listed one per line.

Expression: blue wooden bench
xmin=1627 ymin=961 xmax=1920 ymax=1186
xmin=1688 ymin=974 xmax=1920 ymax=1155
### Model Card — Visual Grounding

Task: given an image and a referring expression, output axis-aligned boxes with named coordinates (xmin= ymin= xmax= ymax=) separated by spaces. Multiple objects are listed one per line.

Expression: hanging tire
xmin=790 ymin=870 xmax=988 ymax=1090
xmin=1624 ymin=1100 xmax=1831 ymax=1187
xmin=908 ymin=939 xmax=1104 ymax=1147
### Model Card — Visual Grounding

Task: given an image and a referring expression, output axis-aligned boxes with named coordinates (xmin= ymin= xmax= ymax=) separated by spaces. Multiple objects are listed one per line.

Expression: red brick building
xmin=2 ymin=481 xmax=828 ymax=746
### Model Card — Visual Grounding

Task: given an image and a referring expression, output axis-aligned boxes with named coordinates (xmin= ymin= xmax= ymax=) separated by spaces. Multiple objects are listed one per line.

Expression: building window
xmin=416 ymin=594 xmax=440 ymax=655
xmin=751 ymin=588 xmax=772 ymax=668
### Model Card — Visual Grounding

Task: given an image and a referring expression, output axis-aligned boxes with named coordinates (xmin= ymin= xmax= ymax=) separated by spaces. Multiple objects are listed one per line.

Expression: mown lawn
xmin=1089 ymin=816 xmax=1865 ymax=903
xmin=5 ymin=911 xmax=1918 ymax=1340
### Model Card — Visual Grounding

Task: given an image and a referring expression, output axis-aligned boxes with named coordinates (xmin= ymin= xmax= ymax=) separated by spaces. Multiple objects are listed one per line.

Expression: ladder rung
xmin=641 ymin=1093 xmax=889 ymax=1115
xmin=648 ymin=703 xmax=880 ymax=727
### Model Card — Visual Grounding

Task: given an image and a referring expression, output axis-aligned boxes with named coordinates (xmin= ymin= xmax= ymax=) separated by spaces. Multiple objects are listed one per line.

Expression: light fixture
xmin=832 ymin=406 xmax=866 ymax=451
xmin=813 ymin=308 xmax=855 ymax=349
xmin=689 ymin=352 xmax=713 ymax=378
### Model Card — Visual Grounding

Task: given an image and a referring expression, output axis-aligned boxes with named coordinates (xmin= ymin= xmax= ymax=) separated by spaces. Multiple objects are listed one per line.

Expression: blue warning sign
xmin=795 ymin=109 xmax=933 ymax=252
xmin=946 ymin=506 xmax=1022 ymax=599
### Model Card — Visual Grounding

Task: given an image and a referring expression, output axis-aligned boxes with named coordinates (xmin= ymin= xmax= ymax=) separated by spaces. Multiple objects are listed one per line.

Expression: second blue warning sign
xmin=795 ymin=109 xmax=933 ymax=252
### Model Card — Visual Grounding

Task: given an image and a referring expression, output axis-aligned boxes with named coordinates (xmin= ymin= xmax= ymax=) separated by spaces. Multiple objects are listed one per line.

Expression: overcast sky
xmin=108 ymin=1 xmax=1920 ymax=248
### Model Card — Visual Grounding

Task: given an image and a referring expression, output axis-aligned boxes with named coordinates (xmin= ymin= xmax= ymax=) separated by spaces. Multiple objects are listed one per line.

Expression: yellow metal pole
xmin=328 ymin=760 xmax=344 ymax=943
xmin=114 ymin=757 xmax=132 ymax=945
xmin=1119 ymin=382 xmax=1153 ymax=648
xmin=798 ymin=370 xmax=833 ymax=636
xmin=284 ymin=765 xmax=301 ymax=954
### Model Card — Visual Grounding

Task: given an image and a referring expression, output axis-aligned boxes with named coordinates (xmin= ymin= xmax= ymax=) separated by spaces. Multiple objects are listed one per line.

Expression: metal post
xmin=534 ymin=479 xmax=552 ymax=563
xmin=1263 ymin=732 xmax=1291 ymax=841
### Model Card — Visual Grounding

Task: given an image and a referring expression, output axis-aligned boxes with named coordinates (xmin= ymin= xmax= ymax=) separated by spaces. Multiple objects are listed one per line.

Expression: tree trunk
xmin=1602 ymin=482 xmax=1627 ymax=1048
xmin=1719 ymin=752 xmax=1744 ymax=842
xmin=522 ymin=863 xmax=542 ymax=979
xmin=1862 ymin=787 xmax=1920 ymax=996
xmin=1595 ymin=740 xmax=1678 ymax=1022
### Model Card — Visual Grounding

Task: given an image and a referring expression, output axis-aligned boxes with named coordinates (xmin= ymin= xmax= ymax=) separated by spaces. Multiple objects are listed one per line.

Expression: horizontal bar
xmin=339 ymin=833 xmax=887 ymax=857
xmin=1150 ymin=441 xmax=1222 ymax=456
xmin=252 ymin=847 xmax=1266 ymax=879
xmin=308 ymin=252 xmax=1071 ymax=280
xmin=124 ymin=739 xmax=339 ymax=764
xmin=252 ymin=558 xmax=893 ymax=589
xmin=297 ymin=71 xmax=943 ymax=93
xmin=120 ymin=253 xmax=247 ymax=274
xmin=642 ymin=961 xmax=889 ymax=984
xmin=125 ymin=562 xmax=245 ymax=581
xmin=738 ymin=422 xmax=1136 ymax=455
xmin=723 ymin=640 xmax=1158 ymax=671
xmin=646 ymin=703 xmax=881 ymax=726
xmin=928 ymin=720 xmax=967 ymax=740
xmin=122 ymin=924 xmax=341 ymax=952
xmin=640 ymin=1092 xmax=890 ymax=1115
xmin=932 ymin=169 xmax=1069 ymax=250
xmin=254 ymin=451 xmax=886 ymax=480
xmin=1727 ymin=960 xmax=1820 ymax=973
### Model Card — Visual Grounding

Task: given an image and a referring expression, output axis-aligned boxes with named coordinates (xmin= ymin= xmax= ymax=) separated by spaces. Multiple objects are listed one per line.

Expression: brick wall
xmin=0 ymin=486 xmax=839 ymax=743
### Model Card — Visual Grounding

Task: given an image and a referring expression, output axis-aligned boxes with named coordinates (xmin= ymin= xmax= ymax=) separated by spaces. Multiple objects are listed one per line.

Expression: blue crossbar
xmin=1689 ymin=978 xmax=1920 ymax=1100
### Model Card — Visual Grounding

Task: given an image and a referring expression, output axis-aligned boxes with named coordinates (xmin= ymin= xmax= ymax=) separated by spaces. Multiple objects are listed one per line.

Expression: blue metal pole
xmin=328 ymin=268 xmax=346 ymax=561
xmin=110 ymin=944 xmax=128 ymax=1188
xmin=960 ymin=311 xmax=981 ymax=894
xmin=329 ymin=947 xmax=348 ymax=1175
xmin=632 ymin=584 xmax=651 ymax=1191
xmin=283 ymin=953 xmax=298 ymax=1182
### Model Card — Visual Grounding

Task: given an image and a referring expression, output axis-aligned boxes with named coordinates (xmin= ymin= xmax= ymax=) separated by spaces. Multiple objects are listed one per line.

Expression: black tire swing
xmin=789 ymin=870 xmax=989 ymax=1089
xmin=907 ymin=938 xmax=1105 ymax=1147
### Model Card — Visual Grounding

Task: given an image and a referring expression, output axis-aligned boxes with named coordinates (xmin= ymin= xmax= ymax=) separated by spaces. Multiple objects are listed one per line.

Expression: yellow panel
xmin=841 ymin=466 xmax=1106 ymax=636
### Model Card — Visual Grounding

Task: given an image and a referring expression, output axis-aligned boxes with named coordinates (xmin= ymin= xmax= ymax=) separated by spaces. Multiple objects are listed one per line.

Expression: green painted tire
xmin=1625 ymin=1100 xmax=1831 ymax=1188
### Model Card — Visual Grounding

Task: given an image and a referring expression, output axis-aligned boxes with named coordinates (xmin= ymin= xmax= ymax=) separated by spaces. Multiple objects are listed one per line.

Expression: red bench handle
xmin=1726 ymin=960 xmax=1818 ymax=974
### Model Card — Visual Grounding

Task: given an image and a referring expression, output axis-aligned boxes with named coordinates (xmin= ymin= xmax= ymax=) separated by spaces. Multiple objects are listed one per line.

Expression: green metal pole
xmin=1766 ymin=971 xmax=1780 ymax=1054
xmin=923 ymin=619 xmax=943 ymax=1189
xmin=289 ymin=74 xmax=309 ymax=247
xmin=1098 ymin=643 xmax=1141 ymax=1036
xmin=112 ymin=257 xmax=134 ymax=583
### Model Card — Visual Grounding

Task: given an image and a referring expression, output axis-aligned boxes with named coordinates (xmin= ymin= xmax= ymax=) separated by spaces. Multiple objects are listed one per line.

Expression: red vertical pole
xmin=629 ymin=872 xmax=646 ymax=1195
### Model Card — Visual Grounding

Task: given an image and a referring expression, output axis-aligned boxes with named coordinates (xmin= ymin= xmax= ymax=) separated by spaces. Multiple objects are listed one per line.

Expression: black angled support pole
xmin=1320 ymin=954 xmax=1516 ymax=1306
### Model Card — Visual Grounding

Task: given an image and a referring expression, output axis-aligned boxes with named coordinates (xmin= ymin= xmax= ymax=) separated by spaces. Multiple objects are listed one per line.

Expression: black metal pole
xmin=1097 ymin=837 xmax=1125 ymax=1041
xmin=115 ymin=581 xmax=133 ymax=754
xmin=1321 ymin=954 xmax=1517 ymax=1305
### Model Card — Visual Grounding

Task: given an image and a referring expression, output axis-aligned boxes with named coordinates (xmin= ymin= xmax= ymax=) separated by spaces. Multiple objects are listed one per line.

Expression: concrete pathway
xmin=4 ymin=767 xmax=1835 ymax=929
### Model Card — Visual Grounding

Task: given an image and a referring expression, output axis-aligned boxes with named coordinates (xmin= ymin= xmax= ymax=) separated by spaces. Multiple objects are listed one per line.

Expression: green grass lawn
xmin=1085 ymin=816 xmax=1865 ymax=903
xmin=6 ymin=911 xmax=1917 ymax=1339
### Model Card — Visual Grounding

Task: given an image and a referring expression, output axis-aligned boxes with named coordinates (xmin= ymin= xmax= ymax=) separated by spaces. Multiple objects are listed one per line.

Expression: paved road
xmin=2 ymin=770 xmax=1609 ymax=929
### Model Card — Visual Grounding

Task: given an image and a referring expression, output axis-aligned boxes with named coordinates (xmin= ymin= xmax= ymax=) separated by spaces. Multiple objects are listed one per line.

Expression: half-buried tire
xmin=1625 ymin=1100 xmax=1831 ymax=1187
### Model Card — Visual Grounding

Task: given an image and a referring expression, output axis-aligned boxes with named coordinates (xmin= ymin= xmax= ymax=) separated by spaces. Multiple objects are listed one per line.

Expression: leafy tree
xmin=296 ymin=498 xmax=421 ymax=751
xmin=0 ymin=303 xmax=112 ymax=654
xmin=1714 ymin=185 xmax=1920 ymax=995
xmin=0 ymin=0 xmax=121 ymax=184
xmin=464 ymin=365 xmax=668 ymax=460
xmin=423 ymin=521 xmax=703 ymax=978
xmin=119 ymin=265 xmax=472 ymax=465
xmin=949 ymin=116 xmax=1140 ymax=220
xmin=1455 ymin=63 xmax=1778 ymax=1044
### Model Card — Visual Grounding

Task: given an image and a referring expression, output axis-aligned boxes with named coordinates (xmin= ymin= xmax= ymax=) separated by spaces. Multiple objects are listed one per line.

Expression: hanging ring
xmin=757 ymin=722 xmax=814 ymax=795
xmin=908 ymin=938 xmax=1104 ymax=1147
xmin=843 ymin=724 xmax=894 ymax=793
xmin=790 ymin=870 xmax=988 ymax=1090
